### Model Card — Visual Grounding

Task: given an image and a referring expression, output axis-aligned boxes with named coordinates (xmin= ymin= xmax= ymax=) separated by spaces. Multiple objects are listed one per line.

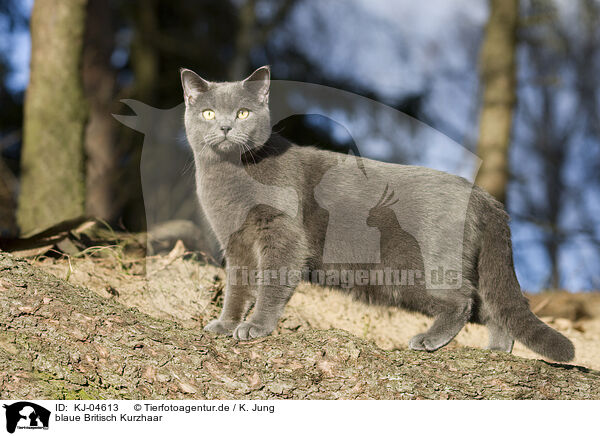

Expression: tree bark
xmin=475 ymin=0 xmax=519 ymax=204
xmin=229 ymin=0 xmax=257 ymax=80
xmin=116 ymin=0 xmax=160 ymax=232
xmin=83 ymin=0 xmax=119 ymax=222
xmin=17 ymin=0 xmax=88 ymax=235
xmin=228 ymin=0 xmax=297 ymax=80
xmin=130 ymin=0 xmax=159 ymax=103
xmin=0 ymin=251 xmax=598 ymax=400
xmin=0 ymin=158 xmax=17 ymax=237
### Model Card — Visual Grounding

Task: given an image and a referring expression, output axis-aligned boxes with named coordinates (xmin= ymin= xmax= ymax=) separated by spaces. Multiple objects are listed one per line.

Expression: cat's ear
xmin=180 ymin=68 xmax=210 ymax=105
xmin=242 ymin=65 xmax=270 ymax=104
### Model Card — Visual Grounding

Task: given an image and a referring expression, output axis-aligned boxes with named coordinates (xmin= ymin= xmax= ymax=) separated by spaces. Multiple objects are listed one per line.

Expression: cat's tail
xmin=477 ymin=199 xmax=575 ymax=362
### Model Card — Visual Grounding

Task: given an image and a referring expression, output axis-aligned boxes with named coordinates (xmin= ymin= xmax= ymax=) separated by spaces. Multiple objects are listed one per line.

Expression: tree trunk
xmin=130 ymin=0 xmax=159 ymax=103
xmin=117 ymin=0 xmax=161 ymax=232
xmin=1 ymin=251 xmax=598 ymax=400
xmin=17 ymin=0 xmax=88 ymax=235
xmin=83 ymin=0 xmax=119 ymax=223
xmin=0 ymin=158 xmax=17 ymax=237
xmin=228 ymin=0 xmax=297 ymax=80
xmin=229 ymin=0 xmax=257 ymax=80
xmin=475 ymin=0 xmax=519 ymax=204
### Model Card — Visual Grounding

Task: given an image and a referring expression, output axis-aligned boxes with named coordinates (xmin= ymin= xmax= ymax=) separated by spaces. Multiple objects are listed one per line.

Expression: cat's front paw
xmin=203 ymin=319 xmax=237 ymax=336
xmin=233 ymin=321 xmax=274 ymax=341
xmin=409 ymin=333 xmax=442 ymax=351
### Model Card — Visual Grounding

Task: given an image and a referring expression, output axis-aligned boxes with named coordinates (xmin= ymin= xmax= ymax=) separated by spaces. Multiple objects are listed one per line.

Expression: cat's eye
xmin=202 ymin=109 xmax=215 ymax=120
xmin=237 ymin=109 xmax=250 ymax=120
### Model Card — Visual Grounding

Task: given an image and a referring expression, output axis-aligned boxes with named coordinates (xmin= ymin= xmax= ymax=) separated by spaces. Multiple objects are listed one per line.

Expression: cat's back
xmin=292 ymin=143 xmax=477 ymax=204
xmin=248 ymin=136 xmax=493 ymax=225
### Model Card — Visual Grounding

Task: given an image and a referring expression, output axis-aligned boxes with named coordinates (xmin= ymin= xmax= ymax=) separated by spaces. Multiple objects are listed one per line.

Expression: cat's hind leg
xmin=408 ymin=293 xmax=473 ymax=352
xmin=486 ymin=321 xmax=514 ymax=353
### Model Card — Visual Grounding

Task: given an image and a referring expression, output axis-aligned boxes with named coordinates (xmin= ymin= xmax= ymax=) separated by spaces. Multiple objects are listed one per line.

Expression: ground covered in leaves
xmin=1 ymin=250 xmax=599 ymax=400
xmin=30 ymin=239 xmax=600 ymax=371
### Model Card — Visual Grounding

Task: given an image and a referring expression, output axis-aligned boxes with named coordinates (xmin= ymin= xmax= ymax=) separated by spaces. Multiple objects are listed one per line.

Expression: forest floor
xmin=32 ymin=245 xmax=600 ymax=371
xmin=2 ymin=245 xmax=599 ymax=400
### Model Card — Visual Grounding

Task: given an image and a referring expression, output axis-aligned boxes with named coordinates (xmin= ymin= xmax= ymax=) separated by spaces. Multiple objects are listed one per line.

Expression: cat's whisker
xmin=181 ymin=157 xmax=195 ymax=175
xmin=243 ymin=140 xmax=258 ymax=166
xmin=196 ymin=133 xmax=219 ymax=160
xmin=234 ymin=132 xmax=258 ymax=165
xmin=199 ymin=132 xmax=221 ymax=157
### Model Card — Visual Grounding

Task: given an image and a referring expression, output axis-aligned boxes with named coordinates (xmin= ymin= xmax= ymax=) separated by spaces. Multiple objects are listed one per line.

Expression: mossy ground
xmin=1 ymin=251 xmax=599 ymax=400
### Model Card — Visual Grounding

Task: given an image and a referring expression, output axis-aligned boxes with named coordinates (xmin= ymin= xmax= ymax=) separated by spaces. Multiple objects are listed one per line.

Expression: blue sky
xmin=1 ymin=0 xmax=32 ymax=91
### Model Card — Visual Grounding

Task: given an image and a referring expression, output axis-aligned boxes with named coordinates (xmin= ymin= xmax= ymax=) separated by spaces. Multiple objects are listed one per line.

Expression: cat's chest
xmin=196 ymin=163 xmax=266 ymax=239
xmin=195 ymin=161 xmax=299 ymax=246
xmin=195 ymin=163 xmax=251 ymax=221
xmin=196 ymin=164 xmax=245 ymax=204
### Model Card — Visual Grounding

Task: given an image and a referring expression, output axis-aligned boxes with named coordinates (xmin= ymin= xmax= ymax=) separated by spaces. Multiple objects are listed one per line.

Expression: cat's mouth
xmin=214 ymin=137 xmax=239 ymax=153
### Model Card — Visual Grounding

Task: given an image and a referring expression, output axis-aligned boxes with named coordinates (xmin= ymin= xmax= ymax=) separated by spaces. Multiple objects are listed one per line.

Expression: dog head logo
xmin=3 ymin=402 xmax=50 ymax=434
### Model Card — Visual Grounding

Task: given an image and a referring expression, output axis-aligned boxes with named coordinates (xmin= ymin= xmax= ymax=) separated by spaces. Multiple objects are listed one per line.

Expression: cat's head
xmin=180 ymin=66 xmax=271 ymax=156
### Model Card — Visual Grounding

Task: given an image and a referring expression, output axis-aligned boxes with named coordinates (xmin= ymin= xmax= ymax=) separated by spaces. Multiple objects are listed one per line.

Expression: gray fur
xmin=181 ymin=66 xmax=575 ymax=362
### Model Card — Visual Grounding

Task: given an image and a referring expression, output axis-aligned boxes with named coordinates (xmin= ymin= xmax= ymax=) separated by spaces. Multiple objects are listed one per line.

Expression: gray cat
xmin=180 ymin=65 xmax=574 ymax=362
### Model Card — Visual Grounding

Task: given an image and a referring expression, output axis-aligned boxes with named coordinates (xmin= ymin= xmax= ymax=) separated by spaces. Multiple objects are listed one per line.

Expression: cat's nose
xmin=220 ymin=125 xmax=232 ymax=135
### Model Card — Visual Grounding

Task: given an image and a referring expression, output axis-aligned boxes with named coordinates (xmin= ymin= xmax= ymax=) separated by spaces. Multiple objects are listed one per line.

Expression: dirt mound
xmin=31 ymin=250 xmax=600 ymax=370
xmin=2 ymin=251 xmax=599 ymax=400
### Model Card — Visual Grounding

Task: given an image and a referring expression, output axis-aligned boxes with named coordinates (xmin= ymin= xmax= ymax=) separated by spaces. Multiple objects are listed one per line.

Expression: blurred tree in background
xmin=475 ymin=0 xmax=519 ymax=204
xmin=17 ymin=0 xmax=88 ymax=234
xmin=511 ymin=0 xmax=600 ymax=289
xmin=83 ymin=0 xmax=119 ymax=223
xmin=0 ymin=0 xmax=27 ymax=236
